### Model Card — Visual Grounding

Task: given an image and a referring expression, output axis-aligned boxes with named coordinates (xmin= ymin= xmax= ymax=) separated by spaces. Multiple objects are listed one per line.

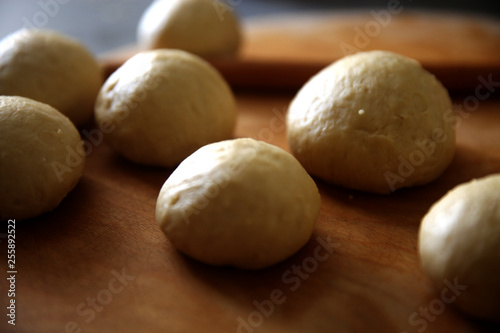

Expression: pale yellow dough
xmin=419 ymin=174 xmax=500 ymax=321
xmin=94 ymin=49 xmax=236 ymax=167
xmin=0 ymin=96 xmax=84 ymax=221
xmin=0 ymin=29 xmax=102 ymax=126
xmin=287 ymin=51 xmax=455 ymax=194
xmin=137 ymin=0 xmax=241 ymax=57
xmin=156 ymin=138 xmax=321 ymax=269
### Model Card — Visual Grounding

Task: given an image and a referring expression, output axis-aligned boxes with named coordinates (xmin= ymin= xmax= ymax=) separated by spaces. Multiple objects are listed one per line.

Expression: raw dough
xmin=287 ymin=51 xmax=455 ymax=194
xmin=0 ymin=29 xmax=102 ymax=126
xmin=156 ymin=138 xmax=321 ymax=269
xmin=419 ymin=174 xmax=500 ymax=321
xmin=137 ymin=0 xmax=241 ymax=57
xmin=94 ymin=49 xmax=236 ymax=167
xmin=0 ymin=96 xmax=85 ymax=221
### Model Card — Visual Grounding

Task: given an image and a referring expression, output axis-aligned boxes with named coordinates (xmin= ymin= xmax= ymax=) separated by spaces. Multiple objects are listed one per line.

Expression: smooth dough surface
xmin=287 ymin=50 xmax=455 ymax=194
xmin=419 ymin=174 xmax=500 ymax=321
xmin=156 ymin=138 xmax=321 ymax=269
xmin=94 ymin=49 xmax=236 ymax=167
xmin=0 ymin=29 xmax=102 ymax=126
xmin=0 ymin=96 xmax=85 ymax=221
xmin=137 ymin=0 xmax=241 ymax=57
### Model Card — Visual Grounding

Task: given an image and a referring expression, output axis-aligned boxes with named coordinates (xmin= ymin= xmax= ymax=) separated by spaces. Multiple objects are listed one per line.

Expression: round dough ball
xmin=156 ymin=138 xmax=321 ymax=269
xmin=95 ymin=49 xmax=236 ymax=167
xmin=0 ymin=29 xmax=102 ymax=126
xmin=419 ymin=174 xmax=500 ymax=321
xmin=137 ymin=0 xmax=241 ymax=57
xmin=0 ymin=96 xmax=85 ymax=221
xmin=287 ymin=50 xmax=455 ymax=194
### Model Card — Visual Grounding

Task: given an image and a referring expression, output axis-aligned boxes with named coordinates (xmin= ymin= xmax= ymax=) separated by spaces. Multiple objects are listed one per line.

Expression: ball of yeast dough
xmin=0 ymin=29 xmax=102 ymax=126
xmin=95 ymin=49 xmax=236 ymax=167
xmin=0 ymin=96 xmax=85 ymax=221
xmin=137 ymin=0 xmax=241 ymax=57
xmin=419 ymin=174 xmax=500 ymax=321
xmin=287 ymin=50 xmax=455 ymax=194
xmin=156 ymin=138 xmax=321 ymax=269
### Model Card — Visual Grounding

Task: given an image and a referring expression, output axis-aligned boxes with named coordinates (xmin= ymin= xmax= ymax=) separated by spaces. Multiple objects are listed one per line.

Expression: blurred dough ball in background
xmin=94 ymin=49 xmax=236 ymax=167
xmin=156 ymin=138 xmax=321 ymax=270
xmin=0 ymin=96 xmax=85 ymax=221
xmin=137 ymin=0 xmax=241 ymax=57
xmin=0 ymin=29 xmax=102 ymax=127
xmin=419 ymin=174 xmax=500 ymax=321
xmin=287 ymin=50 xmax=455 ymax=194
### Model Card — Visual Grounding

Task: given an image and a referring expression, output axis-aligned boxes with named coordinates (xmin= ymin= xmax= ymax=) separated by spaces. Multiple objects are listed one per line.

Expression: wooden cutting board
xmin=102 ymin=11 xmax=500 ymax=92
xmin=2 ymin=95 xmax=500 ymax=333
xmin=2 ymin=11 xmax=500 ymax=333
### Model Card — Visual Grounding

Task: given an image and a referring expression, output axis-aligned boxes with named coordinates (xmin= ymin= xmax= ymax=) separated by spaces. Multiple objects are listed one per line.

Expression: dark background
xmin=0 ymin=0 xmax=498 ymax=55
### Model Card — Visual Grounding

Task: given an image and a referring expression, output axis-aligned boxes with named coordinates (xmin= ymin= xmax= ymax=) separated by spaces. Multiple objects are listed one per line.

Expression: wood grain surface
xmin=101 ymin=11 xmax=500 ymax=92
xmin=1 ymin=94 xmax=500 ymax=333
xmin=2 ymin=10 xmax=500 ymax=333
xmin=219 ymin=11 xmax=500 ymax=91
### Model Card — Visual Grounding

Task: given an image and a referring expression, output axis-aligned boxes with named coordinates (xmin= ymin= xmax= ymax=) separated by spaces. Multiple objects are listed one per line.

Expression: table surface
xmin=0 ymin=1 xmax=498 ymax=55
xmin=2 ymin=94 xmax=500 ymax=333
xmin=1 ymin=10 xmax=500 ymax=333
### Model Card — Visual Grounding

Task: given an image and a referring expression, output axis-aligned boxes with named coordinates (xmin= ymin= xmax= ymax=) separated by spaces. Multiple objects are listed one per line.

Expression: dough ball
xmin=95 ymin=49 xmax=236 ymax=167
xmin=0 ymin=96 xmax=85 ymax=221
xmin=156 ymin=138 xmax=321 ymax=269
xmin=419 ymin=174 xmax=500 ymax=321
xmin=0 ymin=29 xmax=102 ymax=126
xmin=137 ymin=0 xmax=241 ymax=57
xmin=287 ymin=50 xmax=455 ymax=194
